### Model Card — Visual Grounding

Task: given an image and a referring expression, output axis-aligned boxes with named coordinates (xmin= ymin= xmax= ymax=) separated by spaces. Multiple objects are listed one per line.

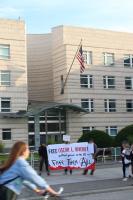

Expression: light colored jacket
xmin=0 ymin=156 xmax=49 ymax=195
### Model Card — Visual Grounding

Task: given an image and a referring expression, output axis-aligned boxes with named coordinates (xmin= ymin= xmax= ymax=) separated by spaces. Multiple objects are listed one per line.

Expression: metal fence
xmin=0 ymin=147 xmax=122 ymax=168
xmin=96 ymin=147 xmax=121 ymax=163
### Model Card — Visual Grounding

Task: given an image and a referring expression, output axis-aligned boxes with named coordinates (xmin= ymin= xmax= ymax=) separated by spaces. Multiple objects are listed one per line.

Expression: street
xmin=62 ymin=189 xmax=133 ymax=200
xmin=19 ymin=164 xmax=133 ymax=200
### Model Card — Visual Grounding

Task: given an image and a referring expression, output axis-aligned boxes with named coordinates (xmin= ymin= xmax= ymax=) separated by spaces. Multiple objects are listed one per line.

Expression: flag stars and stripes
xmin=76 ymin=45 xmax=85 ymax=73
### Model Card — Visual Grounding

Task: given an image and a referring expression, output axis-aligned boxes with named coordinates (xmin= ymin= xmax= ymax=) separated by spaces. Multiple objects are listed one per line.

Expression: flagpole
xmin=60 ymin=39 xmax=82 ymax=94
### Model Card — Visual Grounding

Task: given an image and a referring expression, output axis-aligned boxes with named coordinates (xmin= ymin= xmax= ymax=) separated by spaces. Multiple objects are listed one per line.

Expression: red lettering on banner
xmin=75 ymin=147 xmax=87 ymax=152
xmin=58 ymin=147 xmax=70 ymax=153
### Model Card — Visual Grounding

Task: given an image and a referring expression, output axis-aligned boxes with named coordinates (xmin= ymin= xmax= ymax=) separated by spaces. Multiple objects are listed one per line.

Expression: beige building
xmin=0 ymin=19 xmax=28 ymax=149
xmin=27 ymin=25 xmax=133 ymax=143
xmin=1 ymin=19 xmax=133 ymax=149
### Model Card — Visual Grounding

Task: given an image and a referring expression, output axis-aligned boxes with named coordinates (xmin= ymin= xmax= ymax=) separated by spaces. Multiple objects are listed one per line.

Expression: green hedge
xmin=0 ymin=141 xmax=4 ymax=153
xmin=115 ymin=124 xmax=133 ymax=146
xmin=77 ymin=130 xmax=113 ymax=147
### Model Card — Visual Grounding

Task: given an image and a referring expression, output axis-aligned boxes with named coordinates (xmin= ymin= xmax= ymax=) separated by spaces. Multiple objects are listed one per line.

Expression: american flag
xmin=76 ymin=45 xmax=85 ymax=73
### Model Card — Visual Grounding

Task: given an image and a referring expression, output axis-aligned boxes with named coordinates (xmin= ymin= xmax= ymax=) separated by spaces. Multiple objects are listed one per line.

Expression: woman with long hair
xmin=0 ymin=141 xmax=59 ymax=200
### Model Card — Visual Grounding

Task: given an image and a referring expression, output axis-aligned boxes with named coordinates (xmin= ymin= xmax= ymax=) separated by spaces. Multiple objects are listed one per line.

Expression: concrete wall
xmin=0 ymin=19 xmax=28 ymax=148
xmin=0 ymin=118 xmax=28 ymax=148
xmin=0 ymin=18 xmax=28 ymax=112
xmin=27 ymin=33 xmax=54 ymax=101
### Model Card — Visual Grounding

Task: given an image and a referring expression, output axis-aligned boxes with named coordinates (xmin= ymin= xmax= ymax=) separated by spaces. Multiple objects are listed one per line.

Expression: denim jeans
xmin=0 ymin=185 xmax=17 ymax=200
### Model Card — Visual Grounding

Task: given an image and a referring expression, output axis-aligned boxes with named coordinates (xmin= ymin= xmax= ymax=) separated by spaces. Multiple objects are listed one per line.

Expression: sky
xmin=0 ymin=0 xmax=133 ymax=34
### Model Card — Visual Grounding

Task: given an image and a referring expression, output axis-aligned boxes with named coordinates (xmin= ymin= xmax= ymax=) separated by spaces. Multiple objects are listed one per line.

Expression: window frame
xmin=103 ymin=75 xmax=115 ymax=89
xmin=104 ymin=99 xmax=116 ymax=112
xmin=80 ymin=74 xmax=93 ymax=88
xmin=125 ymin=77 xmax=133 ymax=89
xmin=2 ymin=128 xmax=11 ymax=140
xmin=82 ymin=126 xmax=95 ymax=134
xmin=83 ymin=51 xmax=92 ymax=65
xmin=103 ymin=52 xmax=114 ymax=66
xmin=81 ymin=98 xmax=94 ymax=112
xmin=0 ymin=44 xmax=10 ymax=60
xmin=126 ymin=99 xmax=133 ymax=112
xmin=124 ymin=54 xmax=133 ymax=68
xmin=0 ymin=97 xmax=11 ymax=112
xmin=106 ymin=126 xmax=117 ymax=136
xmin=0 ymin=70 xmax=10 ymax=86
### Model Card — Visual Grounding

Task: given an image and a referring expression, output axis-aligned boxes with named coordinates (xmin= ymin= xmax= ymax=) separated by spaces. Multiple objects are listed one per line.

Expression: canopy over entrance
xmin=27 ymin=101 xmax=88 ymax=116
xmin=0 ymin=101 xmax=88 ymax=119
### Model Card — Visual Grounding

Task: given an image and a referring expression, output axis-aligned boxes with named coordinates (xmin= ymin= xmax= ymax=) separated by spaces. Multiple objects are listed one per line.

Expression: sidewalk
xmin=19 ymin=163 xmax=133 ymax=200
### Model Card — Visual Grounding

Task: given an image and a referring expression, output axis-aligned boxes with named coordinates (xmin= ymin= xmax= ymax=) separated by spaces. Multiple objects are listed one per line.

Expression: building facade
xmin=0 ymin=19 xmax=28 ymax=149
xmin=1 ymin=20 xmax=133 ymax=149
xmin=27 ymin=25 xmax=133 ymax=143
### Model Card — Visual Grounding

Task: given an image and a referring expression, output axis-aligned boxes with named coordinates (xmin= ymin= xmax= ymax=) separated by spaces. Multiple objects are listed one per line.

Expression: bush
xmin=77 ymin=130 xmax=113 ymax=148
xmin=115 ymin=124 xmax=133 ymax=146
xmin=0 ymin=141 xmax=5 ymax=153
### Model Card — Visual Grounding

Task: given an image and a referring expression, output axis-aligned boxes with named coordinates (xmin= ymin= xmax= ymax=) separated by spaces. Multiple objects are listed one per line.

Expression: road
xmin=19 ymin=164 xmax=133 ymax=200
xmin=63 ymin=189 xmax=133 ymax=200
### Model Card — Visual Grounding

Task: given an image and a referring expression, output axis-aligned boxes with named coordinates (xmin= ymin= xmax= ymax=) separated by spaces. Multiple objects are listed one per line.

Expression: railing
xmin=96 ymin=147 xmax=121 ymax=163
xmin=0 ymin=147 xmax=122 ymax=168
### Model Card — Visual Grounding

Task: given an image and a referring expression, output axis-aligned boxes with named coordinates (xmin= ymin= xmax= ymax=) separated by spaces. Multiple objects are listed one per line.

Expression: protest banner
xmin=47 ymin=142 xmax=95 ymax=170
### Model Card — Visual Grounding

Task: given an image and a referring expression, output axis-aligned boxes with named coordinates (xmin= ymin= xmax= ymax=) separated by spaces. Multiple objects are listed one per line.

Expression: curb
xmin=19 ymin=185 xmax=133 ymax=200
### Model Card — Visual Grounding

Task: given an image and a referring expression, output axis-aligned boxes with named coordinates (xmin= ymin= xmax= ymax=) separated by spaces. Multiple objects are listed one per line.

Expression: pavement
xmin=19 ymin=162 xmax=133 ymax=200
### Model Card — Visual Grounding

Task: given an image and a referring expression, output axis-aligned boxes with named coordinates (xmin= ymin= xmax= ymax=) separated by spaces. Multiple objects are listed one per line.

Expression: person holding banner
xmin=0 ymin=141 xmax=60 ymax=200
xmin=38 ymin=144 xmax=50 ymax=176
xmin=63 ymin=140 xmax=73 ymax=175
xmin=83 ymin=139 xmax=97 ymax=175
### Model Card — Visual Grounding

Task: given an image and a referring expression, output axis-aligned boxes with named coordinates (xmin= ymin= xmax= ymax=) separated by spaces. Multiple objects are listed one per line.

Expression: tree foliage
xmin=78 ymin=130 xmax=113 ymax=147
xmin=115 ymin=124 xmax=133 ymax=146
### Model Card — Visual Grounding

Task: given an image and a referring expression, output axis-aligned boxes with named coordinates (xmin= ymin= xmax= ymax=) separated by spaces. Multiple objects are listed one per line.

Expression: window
xmin=124 ymin=54 xmax=133 ymax=68
xmin=0 ymin=44 xmax=10 ymax=59
xmin=47 ymin=123 xmax=59 ymax=132
xmin=29 ymin=116 xmax=34 ymax=121
xmin=103 ymin=53 xmax=114 ymax=66
xmin=106 ymin=126 xmax=117 ymax=136
xmin=0 ymin=71 xmax=10 ymax=86
xmin=104 ymin=99 xmax=116 ymax=112
xmin=81 ymin=98 xmax=94 ymax=112
xmin=125 ymin=77 xmax=133 ymax=89
xmin=0 ymin=98 xmax=11 ymax=112
xmin=28 ymin=123 xmax=34 ymax=132
xmin=80 ymin=74 xmax=93 ymax=88
xmin=28 ymin=135 xmax=35 ymax=146
xmin=2 ymin=128 xmax=11 ymax=140
xmin=103 ymin=76 xmax=115 ymax=89
xmin=83 ymin=51 xmax=92 ymax=65
xmin=126 ymin=99 xmax=133 ymax=112
xmin=40 ymin=123 xmax=45 ymax=132
xmin=82 ymin=127 xmax=95 ymax=134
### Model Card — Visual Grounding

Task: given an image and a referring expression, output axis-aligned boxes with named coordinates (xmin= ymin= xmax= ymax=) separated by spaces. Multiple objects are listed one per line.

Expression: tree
xmin=115 ymin=124 xmax=133 ymax=146
xmin=78 ymin=130 xmax=113 ymax=147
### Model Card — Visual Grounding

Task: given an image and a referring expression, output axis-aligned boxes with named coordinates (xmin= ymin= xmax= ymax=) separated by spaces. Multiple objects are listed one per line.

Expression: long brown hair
xmin=0 ymin=141 xmax=27 ymax=173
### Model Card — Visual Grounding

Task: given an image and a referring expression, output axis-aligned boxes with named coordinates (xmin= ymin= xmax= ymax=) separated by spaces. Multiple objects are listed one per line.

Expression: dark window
xmin=28 ymin=123 xmax=34 ymax=132
xmin=47 ymin=123 xmax=59 ymax=132
xmin=28 ymin=135 xmax=35 ymax=146
xmin=2 ymin=128 xmax=11 ymax=140
xmin=80 ymin=74 xmax=93 ymax=88
xmin=1 ymin=97 xmax=10 ymax=112
xmin=126 ymin=100 xmax=133 ymax=112
xmin=40 ymin=123 xmax=45 ymax=132
xmin=125 ymin=77 xmax=133 ymax=89
xmin=104 ymin=99 xmax=116 ymax=112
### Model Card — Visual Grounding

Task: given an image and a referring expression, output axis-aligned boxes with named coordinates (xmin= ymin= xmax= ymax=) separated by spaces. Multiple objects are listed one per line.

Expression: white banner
xmin=47 ymin=142 xmax=95 ymax=170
